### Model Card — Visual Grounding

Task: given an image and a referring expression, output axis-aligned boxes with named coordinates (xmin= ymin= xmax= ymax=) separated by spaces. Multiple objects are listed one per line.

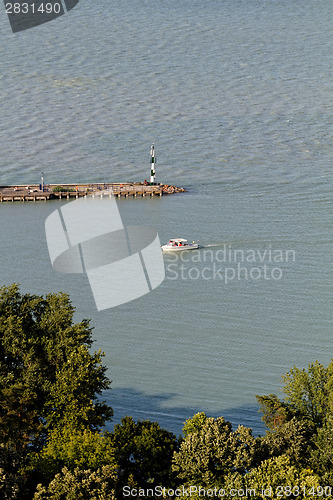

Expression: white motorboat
xmin=161 ymin=238 xmax=200 ymax=252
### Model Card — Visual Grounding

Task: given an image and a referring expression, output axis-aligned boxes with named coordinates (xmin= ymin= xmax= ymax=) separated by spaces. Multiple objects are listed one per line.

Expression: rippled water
xmin=0 ymin=0 xmax=332 ymax=434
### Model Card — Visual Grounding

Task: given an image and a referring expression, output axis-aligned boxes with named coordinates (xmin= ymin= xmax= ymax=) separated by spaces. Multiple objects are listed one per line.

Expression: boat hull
xmin=161 ymin=244 xmax=200 ymax=252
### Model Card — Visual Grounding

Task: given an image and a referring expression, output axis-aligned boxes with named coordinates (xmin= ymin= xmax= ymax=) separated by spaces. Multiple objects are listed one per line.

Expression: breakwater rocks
xmin=162 ymin=184 xmax=186 ymax=194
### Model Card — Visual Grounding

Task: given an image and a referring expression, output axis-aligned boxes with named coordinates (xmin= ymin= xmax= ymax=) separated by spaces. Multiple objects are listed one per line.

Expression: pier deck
xmin=0 ymin=182 xmax=185 ymax=202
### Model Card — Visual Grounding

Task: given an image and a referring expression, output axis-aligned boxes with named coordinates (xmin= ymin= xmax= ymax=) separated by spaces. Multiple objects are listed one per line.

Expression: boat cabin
xmin=168 ymin=238 xmax=188 ymax=247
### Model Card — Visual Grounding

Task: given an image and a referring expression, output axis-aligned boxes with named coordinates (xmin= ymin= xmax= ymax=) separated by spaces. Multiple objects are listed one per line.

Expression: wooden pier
xmin=0 ymin=182 xmax=185 ymax=202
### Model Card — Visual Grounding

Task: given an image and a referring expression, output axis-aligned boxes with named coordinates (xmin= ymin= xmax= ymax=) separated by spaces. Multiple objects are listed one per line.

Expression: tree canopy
xmin=256 ymin=360 xmax=333 ymax=430
xmin=0 ymin=284 xmax=112 ymax=472
xmin=173 ymin=413 xmax=261 ymax=487
xmin=1 ymin=283 xmax=332 ymax=498
xmin=112 ymin=416 xmax=179 ymax=491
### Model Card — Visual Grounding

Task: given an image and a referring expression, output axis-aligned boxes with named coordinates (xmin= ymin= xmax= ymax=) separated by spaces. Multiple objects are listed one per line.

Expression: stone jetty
xmin=0 ymin=182 xmax=186 ymax=202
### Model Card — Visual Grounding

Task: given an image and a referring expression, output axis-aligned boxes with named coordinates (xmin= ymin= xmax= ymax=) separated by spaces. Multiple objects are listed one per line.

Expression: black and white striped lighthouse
xmin=149 ymin=144 xmax=156 ymax=184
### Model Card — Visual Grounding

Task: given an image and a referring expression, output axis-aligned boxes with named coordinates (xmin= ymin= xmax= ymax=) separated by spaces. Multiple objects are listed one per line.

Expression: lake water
xmin=0 ymin=0 xmax=332 ymax=435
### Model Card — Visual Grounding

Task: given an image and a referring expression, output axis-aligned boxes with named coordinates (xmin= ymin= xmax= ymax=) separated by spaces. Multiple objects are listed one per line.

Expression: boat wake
xmin=199 ymin=243 xmax=224 ymax=249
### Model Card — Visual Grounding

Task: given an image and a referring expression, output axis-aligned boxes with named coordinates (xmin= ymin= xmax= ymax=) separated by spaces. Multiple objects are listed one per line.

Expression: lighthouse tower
xmin=149 ymin=144 xmax=156 ymax=184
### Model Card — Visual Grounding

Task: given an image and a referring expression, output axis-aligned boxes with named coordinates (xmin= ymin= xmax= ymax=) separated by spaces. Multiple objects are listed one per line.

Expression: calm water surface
xmin=0 ymin=0 xmax=332 ymax=434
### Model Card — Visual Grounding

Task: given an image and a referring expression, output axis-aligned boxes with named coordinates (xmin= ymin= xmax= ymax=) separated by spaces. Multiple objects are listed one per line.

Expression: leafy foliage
xmin=261 ymin=418 xmax=313 ymax=467
xmin=282 ymin=361 xmax=330 ymax=426
xmin=256 ymin=361 xmax=333 ymax=431
xmin=310 ymin=416 xmax=333 ymax=483
xmin=173 ymin=413 xmax=261 ymax=487
xmin=244 ymin=455 xmax=321 ymax=499
xmin=182 ymin=412 xmax=207 ymax=437
xmin=0 ymin=284 xmax=112 ymax=475
xmin=112 ymin=416 xmax=179 ymax=490
xmin=33 ymin=466 xmax=116 ymax=500
xmin=31 ymin=424 xmax=116 ymax=482
xmin=256 ymin=360 xmax=333 ymax=484
xmin=255 ymin=394 xmax=294 ymax=430
xmin=0 ymin=465 xmax=28 ymax=499
xmin=2 ymin=284 xmax=333 ymax=496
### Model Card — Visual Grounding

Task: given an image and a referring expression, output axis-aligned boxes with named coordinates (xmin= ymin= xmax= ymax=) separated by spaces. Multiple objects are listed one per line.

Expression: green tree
xmin=244 ymin=455 xmax=321 ymax=500
xmin=261 ymin=418 xmax=312 ymax=467
xmin=30 ymin=423 xmax=116 ymax=483
xmin=256 ymin=360 xmax=333 ymax=484
xmin=0 ymin=284 xmax=113 ymax=474
xmin=310 ymin=416 xmax=333 ymax=483
xmin=256 ymin=361 xmax=333 ymax=430
xmin=172 ymin=414 xmax=261 ymax=487
xmin=0 ymin=464 xmax=28 ymax=499
xmin=282 ymin=361 xmax=330 ymax=426
xmin=33 ymin=466 xmax=116 ymax=500
xmin=255 ymin=394 xmax=294 ymax=430
xmin=182 ymin=412 xmax=207 ymax=437
xmin=112 ymin=416 xmax=178 ymax=490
